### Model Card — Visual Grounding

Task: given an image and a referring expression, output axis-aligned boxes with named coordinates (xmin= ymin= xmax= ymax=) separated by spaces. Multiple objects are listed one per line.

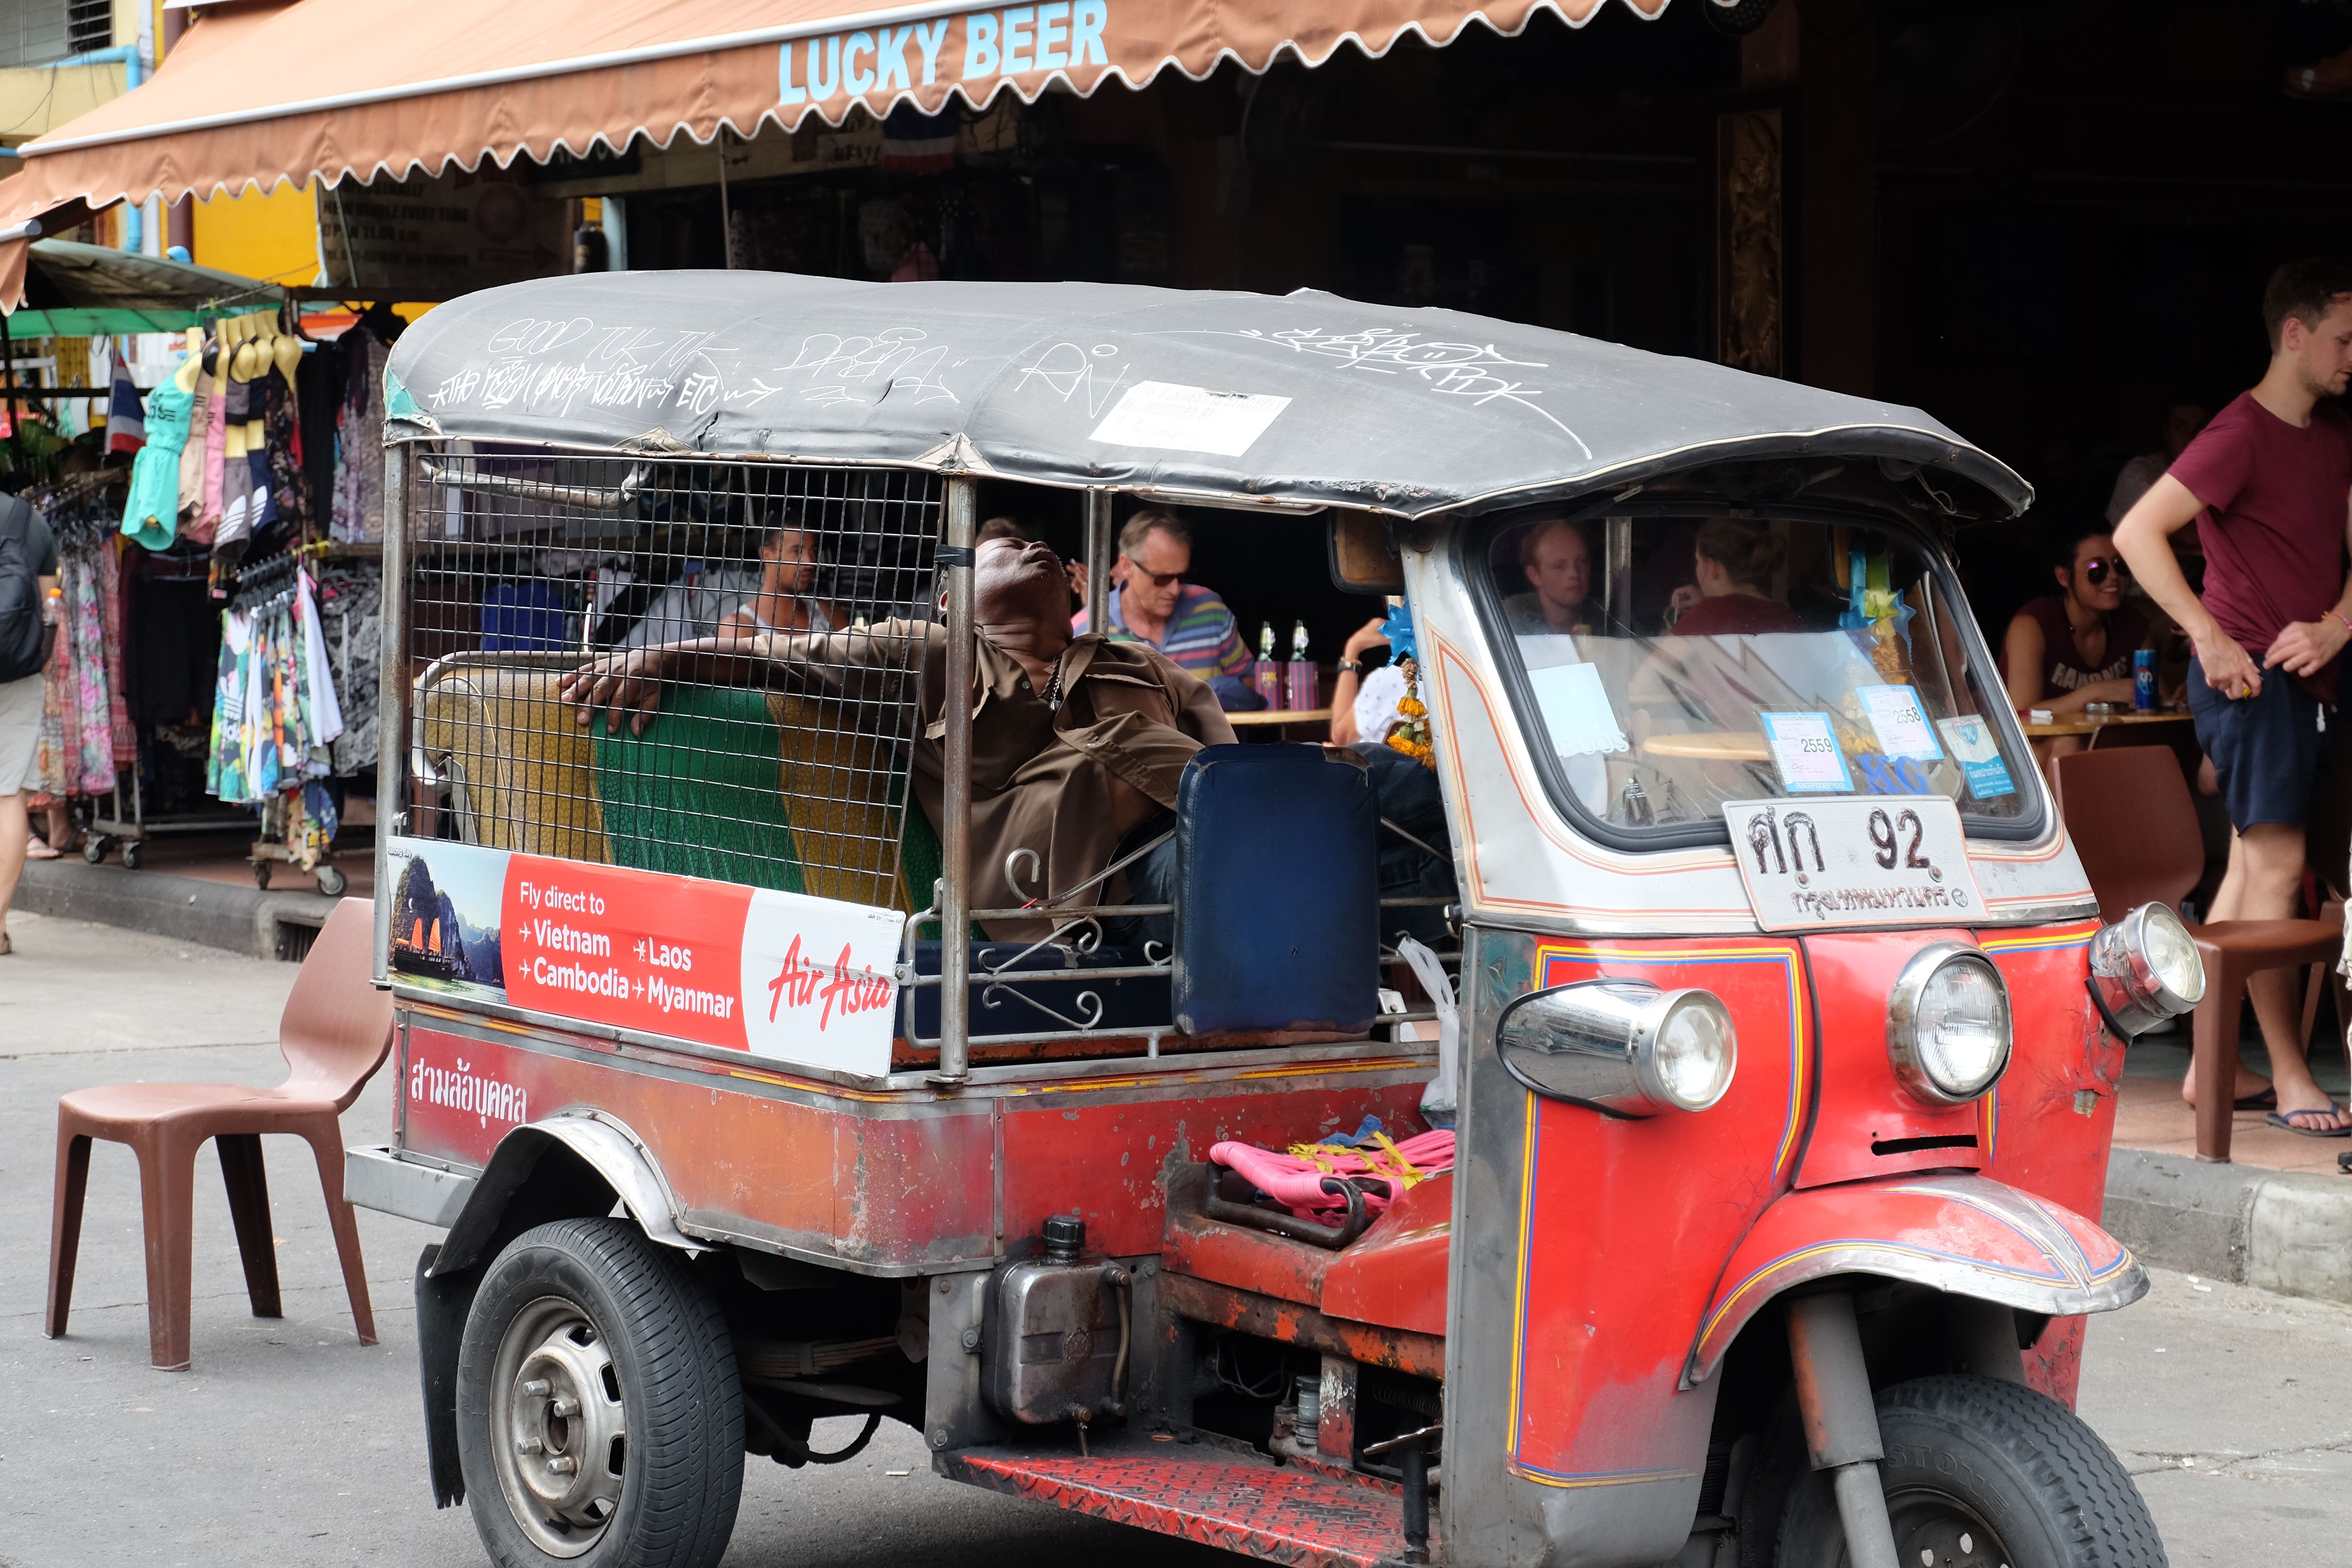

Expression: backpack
xmin=0 ymin=494 xmax=52 ymax=684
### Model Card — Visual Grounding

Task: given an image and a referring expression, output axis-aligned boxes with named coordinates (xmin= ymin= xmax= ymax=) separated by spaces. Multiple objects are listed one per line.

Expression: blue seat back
xmin=1174 ymin=745 xmax=1380 ymax=1035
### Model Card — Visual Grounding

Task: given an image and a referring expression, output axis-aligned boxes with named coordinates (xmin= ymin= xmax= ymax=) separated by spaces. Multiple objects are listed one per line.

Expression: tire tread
xmin=1874 ymin=1373 xmax=2167 ymax=1568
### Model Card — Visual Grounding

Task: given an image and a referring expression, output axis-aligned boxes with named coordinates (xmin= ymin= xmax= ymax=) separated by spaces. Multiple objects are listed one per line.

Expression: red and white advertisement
xmin=387 ymin=837 xmax=903 ymax=1078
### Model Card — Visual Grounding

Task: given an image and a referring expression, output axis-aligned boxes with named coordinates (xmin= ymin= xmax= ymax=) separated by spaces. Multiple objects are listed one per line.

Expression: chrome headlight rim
xmin=2088 ymin=902 xmax=2205 ymax=1039
xmin=1496 ymin=978 xmax=1739 ymax=1117
xmin=1886 ymin=941 xmax=2013 ymax=1106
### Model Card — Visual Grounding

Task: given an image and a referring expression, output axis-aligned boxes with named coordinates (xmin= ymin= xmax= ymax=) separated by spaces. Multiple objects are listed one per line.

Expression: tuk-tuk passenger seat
xmin=1172 ymin=745 xmax=1381 ymax=1037
xmin=415 ymin=663 xmax=931 ymax=909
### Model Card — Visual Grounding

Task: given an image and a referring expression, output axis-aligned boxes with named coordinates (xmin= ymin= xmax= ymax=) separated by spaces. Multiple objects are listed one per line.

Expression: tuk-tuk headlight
xmin=1496 ymin=980 xmax=1737 ymax=1115
xmin=1887 ymin=943 xmax=2012 ymax=1105
xmin=2087 ymin=901 xmax=2206 ymax=1038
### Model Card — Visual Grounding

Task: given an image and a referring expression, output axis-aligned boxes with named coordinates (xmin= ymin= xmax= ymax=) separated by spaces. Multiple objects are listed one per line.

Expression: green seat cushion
xmin=590 ymin=686 xmax=806 ymax=893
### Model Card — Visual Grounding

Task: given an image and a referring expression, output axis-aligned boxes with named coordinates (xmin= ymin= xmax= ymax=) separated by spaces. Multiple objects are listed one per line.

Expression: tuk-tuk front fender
xmin=1686 ymin=1173 xmax=2144 ymax=1386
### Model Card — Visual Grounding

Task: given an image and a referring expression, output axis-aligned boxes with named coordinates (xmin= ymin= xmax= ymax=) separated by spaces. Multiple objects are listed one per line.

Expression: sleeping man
xmin=561 ymin=536 xmax=1235 ymax=941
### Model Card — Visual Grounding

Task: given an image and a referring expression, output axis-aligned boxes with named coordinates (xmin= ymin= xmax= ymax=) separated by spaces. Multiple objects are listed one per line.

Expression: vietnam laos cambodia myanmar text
xmin=528 ymin=956 xmax=740 ymax=1019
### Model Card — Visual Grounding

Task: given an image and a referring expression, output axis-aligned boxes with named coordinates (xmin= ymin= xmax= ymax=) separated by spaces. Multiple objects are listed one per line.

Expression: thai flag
xmin=881 ymin=103 xmax=957 ymax=172
xmin=104 ymin=370 xmax=144 ymax=454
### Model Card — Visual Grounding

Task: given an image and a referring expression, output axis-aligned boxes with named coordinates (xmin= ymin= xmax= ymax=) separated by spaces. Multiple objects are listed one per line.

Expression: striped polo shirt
xmin=1076 ymin=585 xmax=1253 ymax=682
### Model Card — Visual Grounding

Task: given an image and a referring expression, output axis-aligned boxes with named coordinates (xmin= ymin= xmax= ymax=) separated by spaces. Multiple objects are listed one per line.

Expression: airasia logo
xmin=766 ymin=933 xmax=894 ymax=1031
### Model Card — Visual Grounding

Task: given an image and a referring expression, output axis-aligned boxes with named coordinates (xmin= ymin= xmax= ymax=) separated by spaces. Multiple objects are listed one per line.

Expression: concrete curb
xmin=14 ymin=858 xmax=351 ymax=960
xmin=2104 ymin=1146 xmax=2352 ymax=1305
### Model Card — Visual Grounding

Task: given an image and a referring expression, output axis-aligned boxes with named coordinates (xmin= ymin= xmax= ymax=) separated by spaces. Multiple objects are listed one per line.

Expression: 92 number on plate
xmin=1867 ymin=807 xmax=1937 ymax=879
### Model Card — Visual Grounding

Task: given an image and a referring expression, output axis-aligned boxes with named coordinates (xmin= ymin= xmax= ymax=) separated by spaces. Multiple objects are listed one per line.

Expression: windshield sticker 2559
xmin=384 ymin=837 xmax=903 ymax=1077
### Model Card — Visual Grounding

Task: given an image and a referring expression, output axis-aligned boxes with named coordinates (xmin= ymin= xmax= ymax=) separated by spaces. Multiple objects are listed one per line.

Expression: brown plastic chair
xmin=2054 ymin=747 xmax=2345 ymax=1163
xmin=45 ymin=898 xmax=394 ymax=1369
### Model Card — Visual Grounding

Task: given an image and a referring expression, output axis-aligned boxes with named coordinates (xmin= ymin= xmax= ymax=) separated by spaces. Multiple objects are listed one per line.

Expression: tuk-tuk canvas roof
xmin=384 ymin=272 xmax=2031 ymax=518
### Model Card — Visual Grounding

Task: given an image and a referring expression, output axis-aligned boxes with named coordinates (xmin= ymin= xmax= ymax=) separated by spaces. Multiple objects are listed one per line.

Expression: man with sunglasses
xmin=2116 ymin=256 xmax=2352 ymax=1136
xmin=1075 ymin=508 xmax=1262 ymax=710
xmin=2000 ymin=527 xmax=2151 ymax=770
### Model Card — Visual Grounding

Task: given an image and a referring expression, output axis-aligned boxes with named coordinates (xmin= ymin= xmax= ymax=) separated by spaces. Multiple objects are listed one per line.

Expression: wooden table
xmin=2021 ymin=711 xmax=2194 ymax=741
xmin=1641 ymin=732 xmax=1773 ymax=762
xmin=1228 ymin=707 xmax=1332 ymax=729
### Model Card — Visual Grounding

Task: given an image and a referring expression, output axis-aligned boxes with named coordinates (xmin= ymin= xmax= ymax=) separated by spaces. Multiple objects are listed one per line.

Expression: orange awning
xmin=0 ymin=0 xmax=1667 ymax=229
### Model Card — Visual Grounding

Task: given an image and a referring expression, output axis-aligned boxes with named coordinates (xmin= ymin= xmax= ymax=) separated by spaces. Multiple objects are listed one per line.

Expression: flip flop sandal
xmin=2266 ymin=1105 xmax=2352 ymax=1138
xmin=24 ymin=840 xmax=58 ymax=860
xmin=2235 ymin=1087 xmax=2279 ymax=1111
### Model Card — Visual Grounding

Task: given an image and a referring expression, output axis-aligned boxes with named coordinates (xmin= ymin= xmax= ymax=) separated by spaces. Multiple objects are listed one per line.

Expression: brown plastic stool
xmin=2055 ymin=747 xmax=2345 ymax=1164
xmin=45 ymin=898 xmax=394 ymax=1369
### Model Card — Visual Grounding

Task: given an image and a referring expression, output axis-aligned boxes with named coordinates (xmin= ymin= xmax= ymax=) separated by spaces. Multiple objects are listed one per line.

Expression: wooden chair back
xmin=2051 ymin=747 xmax=2203 ymax=921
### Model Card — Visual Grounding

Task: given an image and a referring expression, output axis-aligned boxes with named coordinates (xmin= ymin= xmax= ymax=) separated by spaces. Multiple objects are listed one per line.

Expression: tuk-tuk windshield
xmin=1481 ymin=511 xmax=2033 ymax=835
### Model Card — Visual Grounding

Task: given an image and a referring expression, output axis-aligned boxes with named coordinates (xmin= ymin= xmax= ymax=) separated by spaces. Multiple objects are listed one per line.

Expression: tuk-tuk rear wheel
xmin=1776 ymin=1374 xmax=2163 ymax=1568
xmin=455 ymin=1218 xmax=744 ymax=1568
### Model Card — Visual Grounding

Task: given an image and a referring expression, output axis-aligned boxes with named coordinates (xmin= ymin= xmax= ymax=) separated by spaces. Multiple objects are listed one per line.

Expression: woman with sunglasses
xmin=2001 ymin=525 xmax=2153 ymax=764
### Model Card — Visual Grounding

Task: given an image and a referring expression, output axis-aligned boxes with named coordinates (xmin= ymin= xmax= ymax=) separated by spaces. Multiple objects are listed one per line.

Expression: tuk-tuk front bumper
xmin=1685 ymin=1172 xmax=2145 ymax=1386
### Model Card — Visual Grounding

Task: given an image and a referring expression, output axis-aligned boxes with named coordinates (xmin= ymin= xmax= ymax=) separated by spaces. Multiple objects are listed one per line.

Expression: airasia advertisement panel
xmin=385 ymin=836 xmax=901 ymax=1078
xmin=1501 ymin=937 xmax=1810 ymax=1488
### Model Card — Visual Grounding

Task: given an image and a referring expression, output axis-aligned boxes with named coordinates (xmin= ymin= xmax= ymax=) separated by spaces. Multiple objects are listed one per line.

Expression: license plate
xmin=1722 ymin=796 xmax=1984 ymax=931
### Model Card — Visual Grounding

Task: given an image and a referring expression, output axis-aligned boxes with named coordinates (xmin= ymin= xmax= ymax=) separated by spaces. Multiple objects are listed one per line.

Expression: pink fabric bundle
xmin=1210 ymin=1129 xmax=1455 ymax=1215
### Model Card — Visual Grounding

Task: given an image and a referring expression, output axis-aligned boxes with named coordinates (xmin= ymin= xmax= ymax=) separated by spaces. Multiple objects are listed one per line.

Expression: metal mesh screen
xmin=404 ymin=448 xmax=939 ymax=911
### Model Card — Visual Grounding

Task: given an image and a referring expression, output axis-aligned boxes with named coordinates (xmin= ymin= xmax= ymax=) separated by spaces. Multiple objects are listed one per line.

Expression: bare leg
xmin=0 ymin=790 xmax=26 ymax=950
xmin=2185 ymin=823 xmax=2341 ymax=1127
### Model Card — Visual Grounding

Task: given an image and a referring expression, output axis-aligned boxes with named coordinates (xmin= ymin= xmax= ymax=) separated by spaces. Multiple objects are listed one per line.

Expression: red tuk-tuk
xmin=345 ymin=272 xmax=2195 ymax=1568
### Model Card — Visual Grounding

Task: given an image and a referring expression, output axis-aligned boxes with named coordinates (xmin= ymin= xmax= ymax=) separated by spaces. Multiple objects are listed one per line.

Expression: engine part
xmin=984 ymin=1215 xmax=1133 ymax=1425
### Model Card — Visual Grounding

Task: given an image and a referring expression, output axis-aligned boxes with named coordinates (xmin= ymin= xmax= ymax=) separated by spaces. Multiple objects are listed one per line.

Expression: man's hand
xmin=1342 ymin=617 xmax=1391 ymax=662
xmin=2194 ymin=628 xmax=2264 ymax=700
xmin=562 ymin=647 xmax=670 ymax=735
xmin=2263 ymin=614 xmax=2351 ymax=678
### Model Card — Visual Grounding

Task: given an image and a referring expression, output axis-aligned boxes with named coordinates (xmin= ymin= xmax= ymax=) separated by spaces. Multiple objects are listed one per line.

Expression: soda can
xmin=2132 ymin=648 xmax=2156 ymax=711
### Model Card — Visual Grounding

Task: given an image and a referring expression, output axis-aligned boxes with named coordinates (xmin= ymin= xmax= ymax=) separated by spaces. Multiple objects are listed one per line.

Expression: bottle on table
xmin=1254 ymin=621 xmax=1284 ymax=709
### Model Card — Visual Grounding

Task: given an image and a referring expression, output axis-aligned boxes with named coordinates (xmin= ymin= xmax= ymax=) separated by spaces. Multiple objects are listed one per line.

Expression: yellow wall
xmin=192 ymin=178 xmax=320 ymax=286
xmin=0 ymin=61 xmax=128 ymax=143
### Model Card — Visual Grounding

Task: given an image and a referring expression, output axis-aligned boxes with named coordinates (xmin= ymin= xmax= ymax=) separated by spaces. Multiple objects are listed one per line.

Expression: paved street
xmin=5 ymin=907 xmax=2350 ymax=1567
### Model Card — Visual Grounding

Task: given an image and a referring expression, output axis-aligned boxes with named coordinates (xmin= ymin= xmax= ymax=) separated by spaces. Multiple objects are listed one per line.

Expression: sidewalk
xmin=12 ymin=828 xmax=372 ymax=961
xmin=2104 ymin=1020 xmax=2352 ymax=1308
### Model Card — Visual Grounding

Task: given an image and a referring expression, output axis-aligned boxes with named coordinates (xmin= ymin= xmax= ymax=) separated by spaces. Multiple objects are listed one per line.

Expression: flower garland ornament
xmin=1380 ymin=600 xmax=1437 ymax=770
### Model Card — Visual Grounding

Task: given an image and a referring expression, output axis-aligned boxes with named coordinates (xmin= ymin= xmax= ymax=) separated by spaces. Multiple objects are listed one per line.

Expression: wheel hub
xmin=489 ymin=1298 xmax=628 ymax=1557
xmin=1886 ymin=1488 xmax=2012 ymax=1568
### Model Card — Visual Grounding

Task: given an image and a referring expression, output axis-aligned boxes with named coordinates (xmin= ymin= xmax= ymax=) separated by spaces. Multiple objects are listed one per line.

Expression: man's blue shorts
xmin=2187 ymin=655 xmax=2336 ymax=831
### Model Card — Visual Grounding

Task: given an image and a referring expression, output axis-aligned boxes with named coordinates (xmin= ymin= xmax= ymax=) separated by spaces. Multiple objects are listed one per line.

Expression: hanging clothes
xmin=331 ymin=331 xmax=389 ymax=543
xmin=197 ymin=356 xmax=228 ymax=547
xmin=315 ymin=563 xmax=380 ymax=775
xmin=29 ymin=478 xmax=131 ymax=796
xmin=120 ymin=380 xmax=195 ymax=551
xmin=207 ymin=565 xmax=345 ymax=806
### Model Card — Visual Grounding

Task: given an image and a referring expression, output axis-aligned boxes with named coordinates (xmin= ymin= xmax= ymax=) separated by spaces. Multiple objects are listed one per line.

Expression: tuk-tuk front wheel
xmin=455 ymin=1218 xmax=744 ymax=1568
xmin=1777 ymin=1374 xmax=2162 ymax=1567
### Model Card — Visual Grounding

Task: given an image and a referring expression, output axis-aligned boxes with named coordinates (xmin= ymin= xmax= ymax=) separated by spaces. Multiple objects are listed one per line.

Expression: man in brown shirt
xmin=563 ymin=537 xmax=1235 ymax=938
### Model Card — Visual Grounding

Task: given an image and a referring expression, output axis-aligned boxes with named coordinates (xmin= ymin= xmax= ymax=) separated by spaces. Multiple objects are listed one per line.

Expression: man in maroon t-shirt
xmin=2117 ymin=257 xmax=2352 ymax=1134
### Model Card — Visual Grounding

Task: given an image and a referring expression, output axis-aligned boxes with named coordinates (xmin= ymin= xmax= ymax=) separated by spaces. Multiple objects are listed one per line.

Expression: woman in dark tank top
xmin=2001 ymin=526 xmax=2152 ymax=767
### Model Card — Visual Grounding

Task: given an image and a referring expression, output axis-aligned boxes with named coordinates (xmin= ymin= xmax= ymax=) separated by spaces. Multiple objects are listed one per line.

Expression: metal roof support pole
xmin=373 ymin=441 xmax=409 ymax=986
xmin=1085 ymin=486 xmax=1112 ymax=634
xmin=934 ymin=475 xmax=978 ymax=1082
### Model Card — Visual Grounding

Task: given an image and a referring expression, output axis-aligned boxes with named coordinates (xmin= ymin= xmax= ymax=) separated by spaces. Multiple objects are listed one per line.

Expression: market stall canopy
xmin=3 ymin=239 xmax=281 ymax=335
xmin=383 ymin=271 xmax=2033 ymax=519
xmin=0 ymin=0 xmax=1671 ymax=240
